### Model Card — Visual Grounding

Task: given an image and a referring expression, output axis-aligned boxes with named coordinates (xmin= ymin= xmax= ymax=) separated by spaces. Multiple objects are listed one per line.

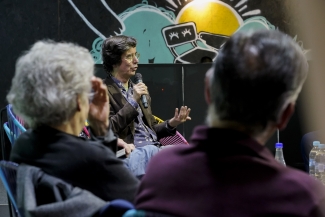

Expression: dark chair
xmin=16 ymin=163 xmax=133 ymax=217
xmin=0 ymin=106 xmax=12 ymax=161
xmin=6 ymin=104 xmax=26 ymax=145
xmin=0 ymin=161 xmax=134 ymax=217
xmin=0 ymin=107 xmax=17 ymax=217
xmin=3 ymin=122 xmax=13 ymax=144
xmin=99 ymin=199 xmax=134 ymax=217
xmin=0 ymin=160 xmax=21 ymax=217
xmin=153 ymin=116 xmax=188 ymax=146
xmin=300 ymin=130 xmax=324 ymax=172
xmin=123 ymin=209 xmax=174 ymax=217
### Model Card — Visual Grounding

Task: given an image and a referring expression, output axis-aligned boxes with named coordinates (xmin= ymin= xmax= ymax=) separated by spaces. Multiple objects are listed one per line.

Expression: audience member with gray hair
xmin=7 ymin=40 xmax=139 ymax=202
xmin=135 ymin=30 xmax=325 ymax=216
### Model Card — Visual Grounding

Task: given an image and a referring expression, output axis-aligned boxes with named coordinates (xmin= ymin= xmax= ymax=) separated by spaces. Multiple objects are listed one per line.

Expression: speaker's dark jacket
xmin=103 ymin=76 xmax=176 ymax=144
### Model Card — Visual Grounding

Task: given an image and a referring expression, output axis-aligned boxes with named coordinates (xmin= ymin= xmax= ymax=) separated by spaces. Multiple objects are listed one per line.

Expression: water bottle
xmin=315 ymin=144 xmax=325 ymax=184
xmin=309 ymin=141 xmax=320 ymax=178
xmin=275 ymin=143 xmax=286 ymax=166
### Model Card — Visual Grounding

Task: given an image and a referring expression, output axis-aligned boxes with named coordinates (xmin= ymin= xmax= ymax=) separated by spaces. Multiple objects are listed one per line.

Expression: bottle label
xmin=309 ymin=159 xmax=315 ymax=167
xmin=318 ymin=164 xmax=325 ymax=172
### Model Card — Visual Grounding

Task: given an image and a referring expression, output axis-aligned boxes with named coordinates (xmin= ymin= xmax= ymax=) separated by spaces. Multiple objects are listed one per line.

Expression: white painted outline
xmin=120 ymin=7 xmax=175 ymax=24
xmin=100 ymin=0 xmax=125 ymax=34
xmin=242 ymin=9 xmax=261 ymax=17
xmin=236 ymin=17 xmax=272 ymax=32
xmin=68 ymin=0 xmax=106 ymax=39
xmin=68 ymin=0 xmax=125 ymax=38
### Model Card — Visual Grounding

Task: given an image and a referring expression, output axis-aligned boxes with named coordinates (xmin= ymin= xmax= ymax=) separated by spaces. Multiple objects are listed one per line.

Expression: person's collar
xmin=35 ymin=124 xmax=81 ymax=138
xmin=190 ymin=125 xmax=271 ymax=161
xmin=208 ymin=119 xmax=276 ymax=146
xmin=109 ymin=73 xmax=131 ymax=90
xmin=206 ymin=104 xmax=275 ymax=146
xmin=110 ymin=71 xmax=130 ymax=84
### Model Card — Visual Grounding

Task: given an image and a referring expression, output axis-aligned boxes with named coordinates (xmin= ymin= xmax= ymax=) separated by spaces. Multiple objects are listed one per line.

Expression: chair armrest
xmin=116 ymin=148 xmax=126 ymax=158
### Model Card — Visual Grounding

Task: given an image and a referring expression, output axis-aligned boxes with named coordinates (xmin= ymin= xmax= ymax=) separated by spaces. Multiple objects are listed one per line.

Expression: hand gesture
xmin=133 ymin=83 xmax=148 ymax=103
xmin=168 ymin=106 xmax=191 ymax=128
xmin=87 ymin=77 xmax=110 ymax=136
xmin=117 ymin=138 xmax=136 ymax=157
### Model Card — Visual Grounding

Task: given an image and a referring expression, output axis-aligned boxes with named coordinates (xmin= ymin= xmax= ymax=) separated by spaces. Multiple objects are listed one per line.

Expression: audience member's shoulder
xmin=283 ymin=166 xmax=325 ymax=200
xmin=12 ymin=128 xmax=35 ymax=149
xmin=84 ymin=139 xmax=116 ymax=155
xmin=148 ymin=144 xmax=194 ymax=166
xmin=160 ymin=144 xmax=193 ymax=155
xmin=10 ymin=129 xmax=33 ymax=159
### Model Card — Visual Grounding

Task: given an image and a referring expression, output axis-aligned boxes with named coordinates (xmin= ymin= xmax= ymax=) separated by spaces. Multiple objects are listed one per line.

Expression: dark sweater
xmin=136 ymin=126 xmax=325 ymax=217
xmin=10 ymin=125 xmax=139 ymax=203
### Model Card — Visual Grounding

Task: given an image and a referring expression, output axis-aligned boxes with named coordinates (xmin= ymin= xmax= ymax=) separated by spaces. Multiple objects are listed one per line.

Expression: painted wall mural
xmin=68 ymin=0 xmax=308 ymax=64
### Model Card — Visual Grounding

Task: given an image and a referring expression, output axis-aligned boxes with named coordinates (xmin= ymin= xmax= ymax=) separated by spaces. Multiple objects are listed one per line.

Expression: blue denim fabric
xmin=123 ymin=145 xmax=160 ymax=176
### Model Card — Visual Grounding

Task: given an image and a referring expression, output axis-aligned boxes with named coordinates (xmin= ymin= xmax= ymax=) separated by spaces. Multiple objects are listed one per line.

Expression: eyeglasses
xmin=125 ymin=52 xmax=140 ymax=62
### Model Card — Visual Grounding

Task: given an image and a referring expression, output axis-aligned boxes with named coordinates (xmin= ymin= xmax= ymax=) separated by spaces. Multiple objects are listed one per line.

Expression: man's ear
xmin=76 ymin=95 xmax=82 ymax=112
xmin=204 ymin=68 xmax=213 ymax=105
xmin=204 ymin=77 xmax=212 ymax=105
xmin=277 ymin=101 xmax=295 ymax=130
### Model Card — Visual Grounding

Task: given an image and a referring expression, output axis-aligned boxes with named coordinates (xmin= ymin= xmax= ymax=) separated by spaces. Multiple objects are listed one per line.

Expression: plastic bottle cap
xmin=313 ymin=141 xmax=320 ymax=147
xmin=275 ymin=143 xmax=283 ymax=148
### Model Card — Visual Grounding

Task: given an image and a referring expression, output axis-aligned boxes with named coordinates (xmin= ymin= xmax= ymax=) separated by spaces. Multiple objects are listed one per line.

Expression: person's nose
xmin=133 ymin=56 xmax=139 ymax=64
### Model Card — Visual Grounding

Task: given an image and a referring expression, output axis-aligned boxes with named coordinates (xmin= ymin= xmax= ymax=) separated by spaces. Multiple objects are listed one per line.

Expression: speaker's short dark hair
xmin=101 ymin=35 xmax=137 ymax=73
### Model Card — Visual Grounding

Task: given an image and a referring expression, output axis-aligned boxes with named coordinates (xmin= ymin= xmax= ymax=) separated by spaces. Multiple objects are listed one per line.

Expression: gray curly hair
xmin=206 ymin=30 xmax=308 ymax=133
xmin=7 ymin=40 xmax=94 ymax=129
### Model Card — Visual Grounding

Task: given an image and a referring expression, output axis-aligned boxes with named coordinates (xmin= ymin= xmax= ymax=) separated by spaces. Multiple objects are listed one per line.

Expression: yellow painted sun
xmin=176 ymin=0 xmax=243 ymax=36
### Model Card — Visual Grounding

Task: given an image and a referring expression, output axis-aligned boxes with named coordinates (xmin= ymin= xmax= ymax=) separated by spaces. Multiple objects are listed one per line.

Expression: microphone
xmin=134 ymin=73 xmax=148 ymax=108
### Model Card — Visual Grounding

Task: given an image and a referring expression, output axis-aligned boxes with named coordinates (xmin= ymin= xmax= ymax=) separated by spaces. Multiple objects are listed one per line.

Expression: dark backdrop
xmin=95 ymin=63 xmax=306 ymax=171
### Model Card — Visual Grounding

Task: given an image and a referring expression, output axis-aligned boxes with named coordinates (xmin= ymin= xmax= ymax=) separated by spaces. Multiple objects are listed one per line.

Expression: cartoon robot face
xmin=162 ymin=22 xmax=198 ymax=47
